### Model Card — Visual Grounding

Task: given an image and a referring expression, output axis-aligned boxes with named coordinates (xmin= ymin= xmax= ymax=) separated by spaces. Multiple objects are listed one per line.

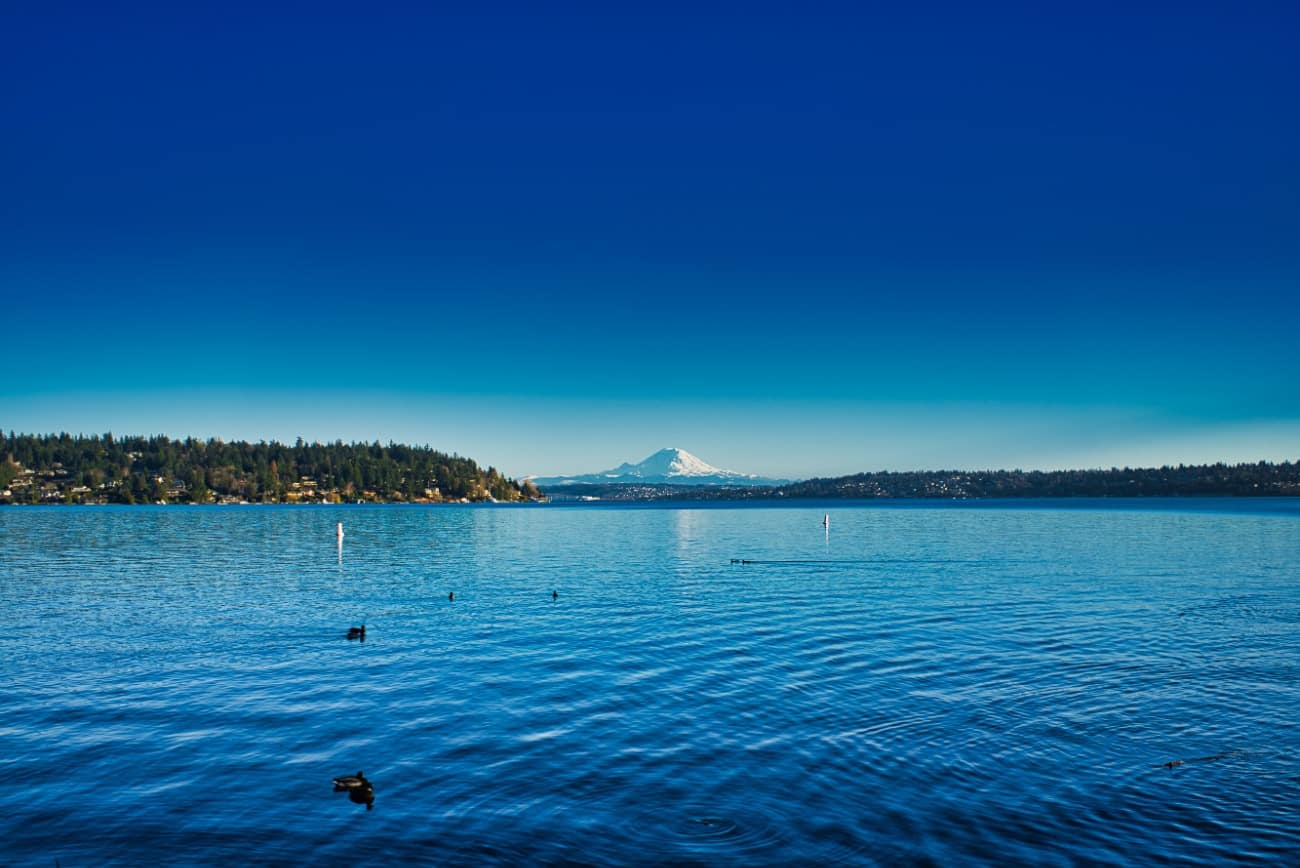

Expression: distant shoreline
xmin=6 ymin=495 xmax=1300 ymax=514
xmin=538 ymin=460 xmax=1300 ymax=501
xmin=3 ymin=431 xmax=1294 ymax=505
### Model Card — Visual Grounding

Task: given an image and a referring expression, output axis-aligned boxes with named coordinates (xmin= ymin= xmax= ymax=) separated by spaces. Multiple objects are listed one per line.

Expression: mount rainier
xmin=531 ymin=448 xmax=788 ymax=487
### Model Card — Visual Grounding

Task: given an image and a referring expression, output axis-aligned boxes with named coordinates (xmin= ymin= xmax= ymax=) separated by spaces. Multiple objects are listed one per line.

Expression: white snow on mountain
xmin=531 ymin=448 xmax=787 ymax=487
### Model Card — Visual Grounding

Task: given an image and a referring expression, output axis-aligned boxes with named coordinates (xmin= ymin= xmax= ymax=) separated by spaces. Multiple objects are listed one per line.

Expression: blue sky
xmin=3 ymin=2 xmax=1297 ymax=479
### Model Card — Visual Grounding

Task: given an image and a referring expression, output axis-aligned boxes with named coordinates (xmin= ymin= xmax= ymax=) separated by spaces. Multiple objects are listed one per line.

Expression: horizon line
xmin=3 ymin=429 xmax=1295 ymax=482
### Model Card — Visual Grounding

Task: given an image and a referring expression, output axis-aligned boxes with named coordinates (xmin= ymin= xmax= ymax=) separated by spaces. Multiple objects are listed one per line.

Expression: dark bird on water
xmin=349 ymin=784 xmax=375 ymax=810
xmin=333 ymin=771 xmax=375 ymax=810
xmin=333 ymin=771 xmax=368 ymax=789
xmin=449 ymin=591 xmax=454 ymax=601
xmin=552 ymin=590 xmax=558 ymax=600
xmin=346 ymin=625 xmax=365 ymax=641
xmin=1158 ymin=752 xmax=1229 ymax=770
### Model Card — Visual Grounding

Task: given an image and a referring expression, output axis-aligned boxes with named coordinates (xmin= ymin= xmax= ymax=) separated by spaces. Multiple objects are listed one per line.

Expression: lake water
xmin=2 ymin=500 xmax=1298 ymax=865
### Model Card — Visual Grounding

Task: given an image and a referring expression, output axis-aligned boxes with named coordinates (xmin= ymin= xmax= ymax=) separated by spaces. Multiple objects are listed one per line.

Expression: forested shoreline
xmin=773 ymin=461 xmax=1300 ymax=498
xmin=5 ymin=429 xmax=1296 ymax=506
xmin=0 ymin=431 xmax=539 ymax=504
xmin=545 ymin=461 xmax=1300 ymax=501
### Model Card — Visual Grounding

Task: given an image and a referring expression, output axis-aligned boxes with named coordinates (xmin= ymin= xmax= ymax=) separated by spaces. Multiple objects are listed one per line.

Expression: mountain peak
xmin=531 ymin=448 xmax=788 ymax=487
xmin=633 ymin=447 xmax=723 ymax=477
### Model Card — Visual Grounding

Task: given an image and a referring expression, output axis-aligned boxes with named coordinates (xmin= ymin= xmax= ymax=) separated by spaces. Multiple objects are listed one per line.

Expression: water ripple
xmin=1 ymin=502 xmax=1298 ymax=864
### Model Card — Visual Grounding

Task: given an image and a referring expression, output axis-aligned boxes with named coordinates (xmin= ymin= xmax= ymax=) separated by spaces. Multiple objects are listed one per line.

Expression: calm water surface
xmin=1 ymin=501 xmax=1298 ymax=865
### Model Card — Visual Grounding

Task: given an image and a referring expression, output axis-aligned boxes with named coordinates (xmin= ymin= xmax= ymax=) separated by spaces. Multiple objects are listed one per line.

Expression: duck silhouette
xmin=349 ymin=784 xmax=375 ymax=810
xmin=333 ymin=771 xmax=368 ymax=789
xmin=333 ymin=771 xmax=375 ymax=810
xmin=346 ymin=626 xmax=365 ymax=641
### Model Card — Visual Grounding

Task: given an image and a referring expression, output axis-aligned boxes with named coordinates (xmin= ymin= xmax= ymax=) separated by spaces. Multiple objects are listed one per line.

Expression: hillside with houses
xmin=0 ymin=432 xmax=540 ymax=505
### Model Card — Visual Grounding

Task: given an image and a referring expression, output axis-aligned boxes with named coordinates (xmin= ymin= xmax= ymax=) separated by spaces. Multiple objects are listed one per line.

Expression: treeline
xmin=774 ymin=461 xmax=1300 ymax=499
xmin=543 ymin=460 xmax=1300 ymax=501
xmin=0 ymin=431 xmax=540 ymax=504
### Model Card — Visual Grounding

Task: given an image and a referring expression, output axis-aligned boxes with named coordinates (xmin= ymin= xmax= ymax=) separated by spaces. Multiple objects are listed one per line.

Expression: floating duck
xmin=333 ymin=771 xmax=368 ymax=789
xmin=346 ymin=625 xmax=365 ymax=641
xmin=1158 ymin=752 xmax=1228 ymax=770
xmin=552 ymin=590 xmax=558 ymax=600
xmin=333 ymin=771 xmax=375 ymax=810
xmin=449 ymin=591 xmax=454 ymax=602
xmin=349 ymin=784 xmax=375 ymax=810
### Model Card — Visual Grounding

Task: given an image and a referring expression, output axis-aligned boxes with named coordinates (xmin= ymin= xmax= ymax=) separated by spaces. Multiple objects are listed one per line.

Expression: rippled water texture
xmin=2 ymin=501 xmax=1298 ymax=865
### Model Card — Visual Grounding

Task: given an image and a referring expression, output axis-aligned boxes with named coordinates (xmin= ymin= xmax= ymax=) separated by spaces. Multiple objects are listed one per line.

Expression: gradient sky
xmin=3 ymin=2 xmax=1298 ymax=479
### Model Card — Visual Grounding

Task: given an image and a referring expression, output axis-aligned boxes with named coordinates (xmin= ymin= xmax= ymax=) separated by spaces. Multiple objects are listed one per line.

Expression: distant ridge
xmin=539 ymin=460 xmax=1300 ymax=501
xmin=770 ymin=461 xmax=1300 ymax=498
xmin=531 ymin=447 xmax=788 ymax=487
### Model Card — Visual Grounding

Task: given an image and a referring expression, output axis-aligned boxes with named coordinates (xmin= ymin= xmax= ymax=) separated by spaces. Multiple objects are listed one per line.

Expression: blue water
xmin=1 ymin=501 xmax=1298 ymax=865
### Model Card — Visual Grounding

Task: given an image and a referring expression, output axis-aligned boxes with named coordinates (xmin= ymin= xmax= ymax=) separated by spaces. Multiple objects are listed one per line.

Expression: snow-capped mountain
xmin=531 ymin=448 xmax=788 ymax=487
